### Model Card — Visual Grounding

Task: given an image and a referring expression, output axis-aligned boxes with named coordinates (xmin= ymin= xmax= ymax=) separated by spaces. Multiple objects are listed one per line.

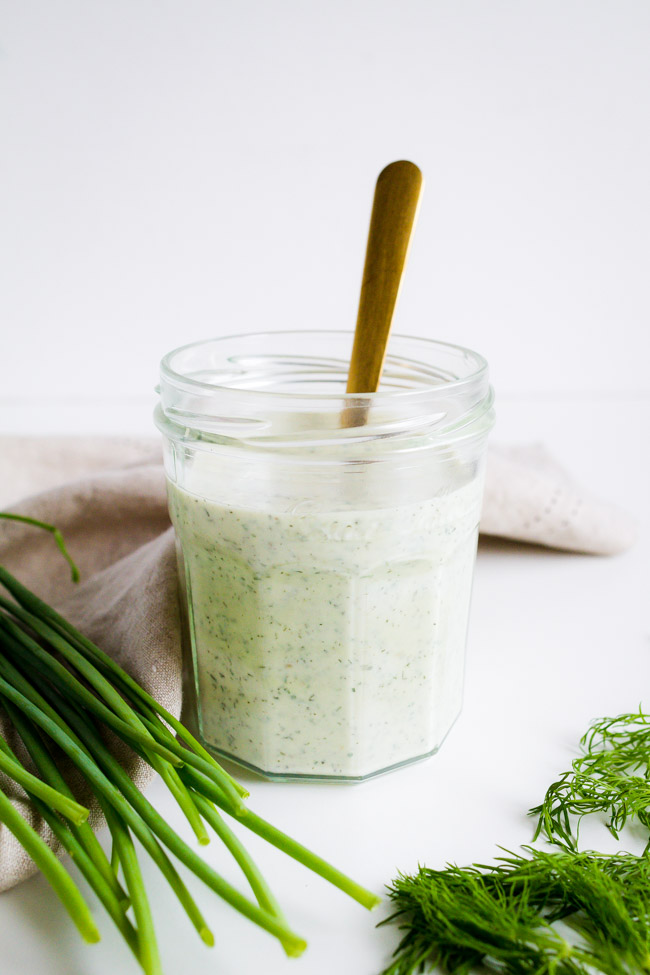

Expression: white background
xmin=1 ymin=3 xmax=649 ymax=975
xmin=2 ymin=0 xmax=650 ymax=429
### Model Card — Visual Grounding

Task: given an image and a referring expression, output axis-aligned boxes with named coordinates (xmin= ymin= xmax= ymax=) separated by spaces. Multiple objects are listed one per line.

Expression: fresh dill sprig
xmin=531 ymin=707 xmax=650 ymax=851
xmin=381 ymin=848 xmax=650 ymax=975
xmin=382 ymin=707 xmax=650 ymax=975
xmin=381 ymin=853 xmax=580 ymax=975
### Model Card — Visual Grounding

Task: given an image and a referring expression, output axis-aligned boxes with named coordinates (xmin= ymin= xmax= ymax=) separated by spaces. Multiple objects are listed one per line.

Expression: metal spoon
xmin=345 ymin=160 xmax=423 ymax=417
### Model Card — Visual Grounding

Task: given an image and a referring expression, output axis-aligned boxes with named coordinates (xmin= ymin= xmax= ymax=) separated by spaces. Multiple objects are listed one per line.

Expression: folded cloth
xmin=483 ymin=443 xmax=637 ymax=556
xmin=0 ymin=443 xmax=179 ymax=892
xmin=0 ymin=436 xmax=637 ymax=891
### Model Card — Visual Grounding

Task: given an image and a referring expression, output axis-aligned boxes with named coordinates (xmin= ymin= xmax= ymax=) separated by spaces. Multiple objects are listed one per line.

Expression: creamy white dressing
xmin=168 ymin=465 xmax=483 ymax=779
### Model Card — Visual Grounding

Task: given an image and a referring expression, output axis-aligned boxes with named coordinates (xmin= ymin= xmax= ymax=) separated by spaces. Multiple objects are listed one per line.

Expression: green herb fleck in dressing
xmin=169 ymin=473 xmax=483 ymax=780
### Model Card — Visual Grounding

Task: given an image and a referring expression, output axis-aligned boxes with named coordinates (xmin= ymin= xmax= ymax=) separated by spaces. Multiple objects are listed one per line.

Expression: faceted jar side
xmin=167 ymin=472 xmax=484 ymax=781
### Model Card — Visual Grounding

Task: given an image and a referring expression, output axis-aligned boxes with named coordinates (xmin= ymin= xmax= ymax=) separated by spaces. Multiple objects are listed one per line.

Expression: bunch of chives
xmin=0 ymin=515 xmax=379 ymax=973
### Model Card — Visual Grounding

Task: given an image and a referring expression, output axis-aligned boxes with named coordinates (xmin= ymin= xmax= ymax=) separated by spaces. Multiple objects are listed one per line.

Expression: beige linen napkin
xmin=0 ymin=440 xmax=180 ymax=892
xmin=0 ymin=436 xmax=637 ymax=891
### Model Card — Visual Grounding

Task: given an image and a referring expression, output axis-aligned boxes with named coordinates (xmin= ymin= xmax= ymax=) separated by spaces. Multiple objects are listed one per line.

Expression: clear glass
xmin=155 ymin=330 xmax=494 ymax=781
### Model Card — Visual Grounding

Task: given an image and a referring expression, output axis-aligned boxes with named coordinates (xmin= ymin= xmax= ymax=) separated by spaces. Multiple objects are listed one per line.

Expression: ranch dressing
xmin=168 ymin=462 xmax=484 ymax=779
xmin=156 ymin=330 xmax=494 ymax=780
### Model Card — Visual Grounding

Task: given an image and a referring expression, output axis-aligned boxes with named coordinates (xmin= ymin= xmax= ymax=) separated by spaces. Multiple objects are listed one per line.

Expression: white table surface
xmin=1 ymin=395 xmax=648 ymax=975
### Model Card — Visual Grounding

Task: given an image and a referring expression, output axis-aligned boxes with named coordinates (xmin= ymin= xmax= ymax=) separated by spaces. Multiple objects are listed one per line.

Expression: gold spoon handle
xmin=346 ymin=160 xmax=423 ymax=394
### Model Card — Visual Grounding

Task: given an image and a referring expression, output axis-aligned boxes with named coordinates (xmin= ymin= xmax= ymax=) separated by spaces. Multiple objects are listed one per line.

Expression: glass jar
xmin=155 ymin=331 xmax=494 ymax=781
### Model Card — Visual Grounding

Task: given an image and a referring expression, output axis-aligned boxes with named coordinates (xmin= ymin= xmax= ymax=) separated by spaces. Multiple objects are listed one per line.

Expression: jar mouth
xmin=161 ymin=330 xmax=488 ymax=401
xmin=157 ymin=330 xmax=494 ymax=448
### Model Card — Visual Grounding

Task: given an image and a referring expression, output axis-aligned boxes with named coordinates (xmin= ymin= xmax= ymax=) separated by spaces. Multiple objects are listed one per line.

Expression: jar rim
xmin=157 ymin=330 xmax=494 ymax=449
xmin=160 ymin=329 xmax=489 ymax=402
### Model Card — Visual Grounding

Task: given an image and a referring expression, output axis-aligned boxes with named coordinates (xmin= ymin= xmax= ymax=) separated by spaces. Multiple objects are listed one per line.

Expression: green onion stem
xmin=110 ymin=839 xmax=120 ymax=876
xmin=1 ymin=615 xmax=214 ymax=847
xmin=0 ymin=513 xmax=79 ymax=582
xmin=1 ymin=695 xmax=129 ymax=907
xmin=0 ymin=737 xmax=89 ymax=826
xmin=192 ymin=791 xmax=296 ymax=957
xmin=0 ymin=619 xmax=183 ymax=767
xmin=22 ymin=666 xmax=220 ymax=947
xmin=121 ymin=696 xmax=248 ymax=799
xmin=136 ymin=709 xmax=248 ymax=800
xmin=234 ymin=807 xmax=381 ymax=912
xmin=105 ymin=806 xmax=162 ymax=975
xmin=0 ymin=560 xmax=378 ymax=958
xmin=2 ymin=667 xmax=216 ymax=947
xmin=0 ymin=786 xmax=100 ymax=943
xmin=0 ymin=565 xmax=246 ymax=800
xmin=48 ymin=692 xmax=306 ymax=956
xmin=8 ymin=627 xmax=213 ymax=849
xmin=156 ymin=758 xmax=210 ymax=846
xmin=29 ymin=793 xmax=140 ymax=959
xmin=0 ymin=596 xmax=182 ymax=762
xmin=191 ymin=790 xmax=287 ymax=922
xmin=98 ymin=786 xmax=215 ymax=949
xmin=0 ymin=593 xmax=246 ymax=817
xmin=180 ymin=765 xmax=381 ymax=911
xmin=115 ymin=730 xmax=214 ymax=850
xmin=0 ymin=651 xmax=91 ymax=751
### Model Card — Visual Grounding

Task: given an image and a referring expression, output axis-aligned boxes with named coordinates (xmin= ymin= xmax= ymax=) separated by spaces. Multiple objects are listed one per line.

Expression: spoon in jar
xmin=343 ymin=160 xmax=423 ymax=426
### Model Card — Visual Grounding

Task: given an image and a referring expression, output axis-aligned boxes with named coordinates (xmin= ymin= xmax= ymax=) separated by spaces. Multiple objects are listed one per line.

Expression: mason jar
xmin=155 ymin=330 xmax=494 ymax=781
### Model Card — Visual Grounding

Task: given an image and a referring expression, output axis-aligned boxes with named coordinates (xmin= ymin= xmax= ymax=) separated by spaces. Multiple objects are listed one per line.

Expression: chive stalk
xmin=2 ymin=697 xmax=132 ymax=917
xmin=0 ymin=738 xmax=89 ymax=825
xmin=0 ymin=616 xmax=182 ymax=767
xmin=0 ymin=564 xmax=245 ymax=798
xmin=27 ymin=793 xmax=139 ymax=957
xmin=0 ymin=514 xmax=79 ymax=581
xmin=0 ymin=668 xmax=215 ymax=946
xmin=0 ymin=589 xmax=245 ymax=813
xmin=181 ymin=764 xmax=381 ymax=911
xmin=0 ymin=554 xmax=378 ymax=970
xmin=0 ymin=786 xmax=100 ymax=943
xmin=105 ymin=807 xmax=162 ymax=975
xmin=192 ymin=791 xmax=288 ymax=921
xmin=41 ymin=685 xmax=307 ymax=956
